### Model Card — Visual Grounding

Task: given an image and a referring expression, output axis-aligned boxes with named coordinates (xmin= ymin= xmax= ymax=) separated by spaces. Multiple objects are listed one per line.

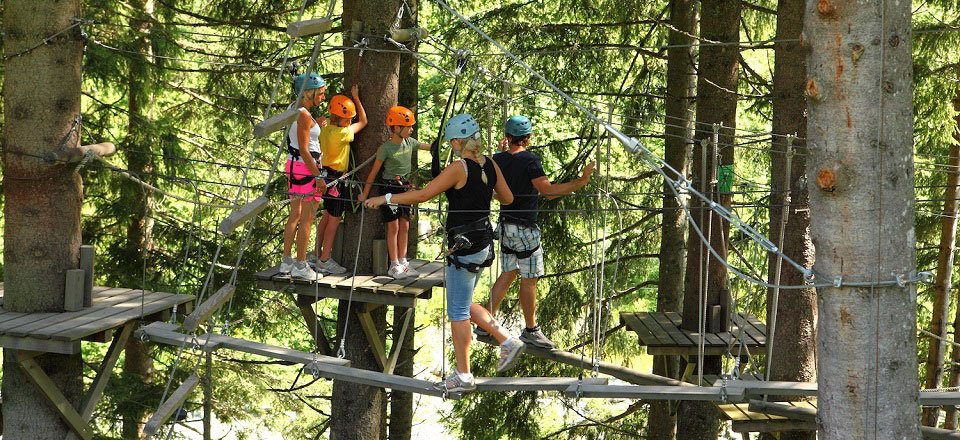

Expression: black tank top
xmin=445 ymin=158 xmax=497 ymax=255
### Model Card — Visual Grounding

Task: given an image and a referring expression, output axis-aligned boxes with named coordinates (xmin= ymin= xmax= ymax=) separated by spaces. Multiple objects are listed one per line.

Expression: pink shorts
xmin=285 ymin=160 xmax=323 ymax=202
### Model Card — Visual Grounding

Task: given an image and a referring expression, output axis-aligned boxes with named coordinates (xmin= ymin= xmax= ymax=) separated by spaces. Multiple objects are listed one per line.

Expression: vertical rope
xmin=765 ymin=135 xmax=794 ymax=383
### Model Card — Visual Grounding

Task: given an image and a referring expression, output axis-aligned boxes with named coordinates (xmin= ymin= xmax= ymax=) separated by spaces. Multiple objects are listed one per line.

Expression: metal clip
xmin=833 ymin=276 xmax=842 ymax=288
xmin=337 ymin=340 xmax=347 ymax=359
xmin=895 ymin=272 xmax=906 ymax=287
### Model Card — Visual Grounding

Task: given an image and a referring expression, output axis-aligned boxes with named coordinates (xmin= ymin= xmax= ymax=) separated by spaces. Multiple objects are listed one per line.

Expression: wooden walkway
xmin=718 ymin=399 xmax=818 ymax=433
xmin=620 ymin=311 xmax=766 ymax=355
xmin=254 ymin=259 xmax=444 ymax=308
xmin=0 ymin=286 xmax=194 ymax=354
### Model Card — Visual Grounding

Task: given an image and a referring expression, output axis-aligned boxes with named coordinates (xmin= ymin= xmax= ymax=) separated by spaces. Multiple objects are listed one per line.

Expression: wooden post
xmin=79 ymin=245 xmax=94 ymax=307
xmin=372 ymin=239 xmax=388 ymax=275
xmin=64 ymin=270 xmax=85 ymax=312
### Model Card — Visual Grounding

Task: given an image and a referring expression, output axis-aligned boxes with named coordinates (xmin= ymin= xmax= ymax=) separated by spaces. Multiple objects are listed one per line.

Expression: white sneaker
xmin=315 ymin=258 xmax=347 ymax=275
xmin=291 ymin=261 xmax=320 ymax=281
xmin=497 ymin=337 xmax=526 ymax=373
xmin=388 ymin=264 xmax=408 ymax=279
xmin=279 ymin=255 xmax=295 ymax=274
xmin=402 ymin=262 xmax=420 ymax=278
xmin=306 ymin=252 xmax=321 ymax=267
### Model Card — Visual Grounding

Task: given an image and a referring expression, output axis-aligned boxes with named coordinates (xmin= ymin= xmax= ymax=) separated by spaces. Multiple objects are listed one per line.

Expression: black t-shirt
xmin=445 ymin=158 xmax=497 ymax=255
xmin=493 ymin=150 xmax=547 ymax=224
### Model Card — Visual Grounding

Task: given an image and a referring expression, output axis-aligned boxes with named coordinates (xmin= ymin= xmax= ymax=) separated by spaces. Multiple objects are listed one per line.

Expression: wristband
xmin=385 ymin=193 xmax=393 ymax=205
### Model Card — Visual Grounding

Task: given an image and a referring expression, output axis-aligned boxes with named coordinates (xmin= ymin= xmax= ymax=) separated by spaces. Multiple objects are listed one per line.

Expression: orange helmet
xmin=329 ymin=95 xmax=357 ymax=119
xmin=386 ymin=106 xmax=416 ymax=126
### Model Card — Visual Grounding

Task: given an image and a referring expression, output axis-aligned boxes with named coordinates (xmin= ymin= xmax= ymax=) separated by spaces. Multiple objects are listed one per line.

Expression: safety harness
xmin=445 ymin=218 xmax=495 ymax=273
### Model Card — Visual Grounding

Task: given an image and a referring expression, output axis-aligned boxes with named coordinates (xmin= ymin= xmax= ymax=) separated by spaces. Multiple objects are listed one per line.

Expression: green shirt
xmin=376 ymin=136 xmax=419 ymax=179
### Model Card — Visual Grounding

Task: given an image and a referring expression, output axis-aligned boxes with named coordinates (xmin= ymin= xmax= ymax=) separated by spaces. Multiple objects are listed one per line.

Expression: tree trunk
xmin=389 ymin=2 xmax=418 ymax=438
xmin=939 ymin=66 xmax=960 ymax=430
xmin=678 ymin=0 xmax=739 ymax=437
xmin=805 ymin=0 xmax=919 ymax=438
xmin=121 ymin=3 xmax=157 ymax=439
xmin=2 ymin=1 xmax=86 ymax=438
xmin=651 ymin=0 xmax=696 ymax=438
xmin=331 ymin=1 xmax=400 ymax=439
xmin=766 ymin=1 xmax=817 ymax=439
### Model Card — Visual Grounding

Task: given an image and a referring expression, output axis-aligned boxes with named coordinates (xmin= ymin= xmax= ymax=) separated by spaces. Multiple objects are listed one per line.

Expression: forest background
xmin=1 ymin=0 xmax=959 ymax=438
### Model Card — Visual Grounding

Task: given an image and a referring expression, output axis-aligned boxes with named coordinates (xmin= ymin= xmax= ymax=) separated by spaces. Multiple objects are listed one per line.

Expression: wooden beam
xmin=286 ymin=17 xmax=333 ymax=38
xmin=144 ymin=373 xmax=201 ymax=438
xmin=475 ymin=377 xmax=607 ymax=392
xmin=218 ymin=196 xmax=270 ymax=235
xmin=563 ymin=384 xmax=744 ymax=401
xmin=64 ymin=323 xmax=135 ymax=440
xmin=0 ymin=335 xmax=81 ymax=354
xmin=923 ymin=427 xmax=960 ymax=440
xmin=747 ymin=399 xmax=815 ymax=421
xmin=182 ymin=284 xmax=235 ymax=333
xmin=389 ymin=27 xmax=429 ymax=43
xmin=920 ymin=391 xmax=960 ymax=405
xmin=384 ymin=307 xmax=413 ymax=374
xmin=253 ymin=108 xmax=299 ymax=138
xmin=136 ymin=322 xmax=224 ymax=352
xmin=79 ymin=245 xmax=95 ymax=307
xmin=725 ymin=380 xmax=817 ymax=397
xmin=731 ymin=420 xmax=817 ymax=433
xmin=304 ymin=361 xmax=460 ymax=399
xmin=18 ymin=355 xmax=94 ymax=440
xmin=45 ymin=142 xmax=116 ymax=163
xmin=64 ymin=270 xmax=85 ymax=312
xmin=356 ymin=309 xmax=387 ymax=370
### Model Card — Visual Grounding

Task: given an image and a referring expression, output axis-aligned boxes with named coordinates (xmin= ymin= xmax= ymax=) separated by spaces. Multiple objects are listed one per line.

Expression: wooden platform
xmin=254 ymin=259 xmax=444 ymax=308
xmin=620 ymin=311 xmax=766 ymax=355
xmin=0 ymin=286 xmax=194 ymax=354
xmin=718 ymin=399 xmax=818 ymax=433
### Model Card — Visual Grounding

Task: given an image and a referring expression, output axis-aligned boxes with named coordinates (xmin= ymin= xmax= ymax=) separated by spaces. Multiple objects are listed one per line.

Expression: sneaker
xmin=279 ymin=255 xmax=296 ymax=274
xmin=519 ymin=327 xmax=556 ymax=350
xmin=473 ymin=327 xmax=497 ymax=345
xmin=388 ymin=264 xmax=408 ymax=279
xmin=315 ymin=258 xmax=347 ymax=275
xmin=290 ymin=261 xmax=320 ymax=281
xmin=403 ymin=263 xmax=420 ymax=278
xmin=433 ymin=371 xmax=476 ymax=393
xmin=497 ymin=337 xmax=526 ymax=373
xmin=306 ymin=252 xmax=321 ymax=267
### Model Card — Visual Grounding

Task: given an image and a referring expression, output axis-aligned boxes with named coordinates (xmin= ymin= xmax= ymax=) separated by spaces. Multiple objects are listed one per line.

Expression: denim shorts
xmin=445 ymin=245 xmax=491 ymax=321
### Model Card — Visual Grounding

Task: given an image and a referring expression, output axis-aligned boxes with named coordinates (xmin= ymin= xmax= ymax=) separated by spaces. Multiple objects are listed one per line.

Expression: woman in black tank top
xmin=365 ymin=114 xmax=527 ymax=392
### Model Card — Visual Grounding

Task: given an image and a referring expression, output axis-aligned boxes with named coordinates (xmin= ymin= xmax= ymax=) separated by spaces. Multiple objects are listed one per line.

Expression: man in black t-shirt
xmin=479 ymin=115 xmax=595 ymax=349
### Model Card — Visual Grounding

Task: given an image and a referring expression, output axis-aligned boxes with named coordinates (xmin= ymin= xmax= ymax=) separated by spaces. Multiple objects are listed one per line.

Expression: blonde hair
xmin=461 ymin=137 xmax=490 ymax=185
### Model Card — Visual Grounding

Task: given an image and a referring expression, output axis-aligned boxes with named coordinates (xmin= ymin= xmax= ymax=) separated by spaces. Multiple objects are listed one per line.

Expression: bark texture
xmin=805 ymin=0 xmax=919 ymax=438
xmin=2 ymin=0 xmax=86 ymax=438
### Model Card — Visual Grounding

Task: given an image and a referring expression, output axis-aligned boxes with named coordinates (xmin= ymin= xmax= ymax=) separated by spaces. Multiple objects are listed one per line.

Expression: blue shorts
xmin=444 ymin=246 xmax=491 ymax=321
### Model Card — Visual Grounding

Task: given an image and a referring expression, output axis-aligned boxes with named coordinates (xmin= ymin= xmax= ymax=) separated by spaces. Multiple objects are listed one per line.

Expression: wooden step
xmin=182 ymin=284 xmax=235 ymax=333
xmin=563 ymin=384 xmax=745 ymax=401
xmin=219 ymin=196 xmax=270 ymax=235
xmin=304 ymin=361 xmax=461 ymax=399
xmin=287 ymin=18 xmax=333 ymax=38
xmin=144 ymin=373 xmax=200 ymax=438
xmin=253 ymin=108 xmax=298 ymax=138
xmin=475 ymin=376 xmax=607 ymax=392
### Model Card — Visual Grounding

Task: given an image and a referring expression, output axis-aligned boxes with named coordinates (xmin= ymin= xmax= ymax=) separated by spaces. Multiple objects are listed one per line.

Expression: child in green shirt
xmin=359 ymin=106 xmax=431 ymax=279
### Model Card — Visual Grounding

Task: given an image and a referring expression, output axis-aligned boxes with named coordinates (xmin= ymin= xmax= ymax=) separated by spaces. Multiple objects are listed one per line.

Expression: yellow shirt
xmin=320 ymin=125 xmax=354 ymax=172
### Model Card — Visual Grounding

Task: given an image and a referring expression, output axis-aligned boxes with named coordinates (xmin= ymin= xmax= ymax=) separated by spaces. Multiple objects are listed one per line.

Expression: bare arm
xmin=532 ymin=161 xmax=596 ymax=198
xmin=349 ymin=84 xmax=367 ymax=134
xmin=365 ymin=161 xmax=465 ymax=208
xmin=359 ymin=159 xmax=383 ymax=202
xmin=297 ymin=108 xmax=321 ymax=176
xmin=490 ymin=160 xmax=514 ymax=205
xmin=418 ymin=141 xmax=432 ymax=151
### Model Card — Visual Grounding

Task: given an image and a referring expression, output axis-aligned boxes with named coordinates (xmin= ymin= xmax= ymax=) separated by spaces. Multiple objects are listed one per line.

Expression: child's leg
xmin=320 ymin=212 xmax=341 ymax=261
xmin=296 ymin=201 xmax=317 ymax=261
xmin=284 ymin=199 xmax=303 ymax=257
xmin=386 ymin=219 xmax=399 ymax=262
xmin=397 ymin=217 xmax=410 ymax=260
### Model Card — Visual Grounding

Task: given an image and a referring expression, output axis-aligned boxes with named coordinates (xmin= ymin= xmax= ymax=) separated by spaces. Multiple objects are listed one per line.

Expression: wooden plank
xmin=286 ymin=17 xmax=333 ymax=38
xmin=52 ymin=293 xmax=179 ymax=340
xmin=747 ymin=399 xmax=815 ymax=421
xmin=5 ymin=290 xmax=146 ymax=338
xmin=384 ymin=307 xmax=413 ymax=374
xmin=217 ymin=332 xmax=350 ymax=366
xmin=79 ymin=245 xmax=95 ymax=307
xmin=664 ymin=311 xmax=726 ymax=347
xmin=219 ymin=196 xmax=270 ymax=235
xmin=64 ymin=270 xmax=85 ymax=312
xmin=923 ymin=427 xmax=960 ymax=439
xmin=0 ymin=310 xmax=31 ymax=326
xmin=182 ymin=284 xmax=236 ymax=332
xmin=303 ymin=361 xmax=460 ymax=399
xmin=920 ymin=391 xmax=960 ymax=405
xmin=563 ymin=384 xmax=745 ymax=401
xmin=144 ymin=374 xmax=201 ymax=438
xmin=731 ymin=420 xmax=817 ymax=433
xmin=399 ymin=261 xmax=445 ymax=295
xmin=642 ymin=313 xmax=687 ymax=346
xmin=735 ymin=312 xmax=766 ymax=346
xmin=19 ymin=355 xmax=93 ymax=440
xmin=373 ymin=260 xmax=433 ymax=294
xmin=726 ymin=380 xmax=817 ymax=397
xmin=0 ymin=335 xmax=80 ymax=354
xmin=258 ymin=280 xmax=418 ymax=308
xmin=476 ymin=377 xmax=607 ymax=392
xmin=137 ymin=323 xmax=224 ymax=352
xmin=620 ymin=312 xmax=661 ymax=347
xmin=253 ymin=108 xmax=298 ymax=138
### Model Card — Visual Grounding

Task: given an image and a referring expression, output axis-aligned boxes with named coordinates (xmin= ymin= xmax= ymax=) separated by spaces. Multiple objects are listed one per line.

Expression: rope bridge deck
xmin=620 ymin=311 xmax=767 ymax=355
xmin=254 ymin=258 xmax=445 ymax=308
xmin=0 ymin=286 xmax=194 ymax=354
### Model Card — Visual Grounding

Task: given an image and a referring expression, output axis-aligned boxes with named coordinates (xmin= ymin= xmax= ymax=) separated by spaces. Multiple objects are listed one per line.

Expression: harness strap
xmin=501 ymin=243 xmax=540 ymax=260
xmin=446 ymin=252 xmax=494 ymax=273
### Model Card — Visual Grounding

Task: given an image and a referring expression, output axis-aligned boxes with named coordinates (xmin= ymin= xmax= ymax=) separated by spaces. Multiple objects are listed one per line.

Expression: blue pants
xmin=444 ymin=246 xmax=491 ymax=321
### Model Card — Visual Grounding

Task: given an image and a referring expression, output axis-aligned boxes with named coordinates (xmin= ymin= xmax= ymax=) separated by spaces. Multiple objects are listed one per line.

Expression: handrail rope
xmin=336 ymin=203 xmax=367 ymax=359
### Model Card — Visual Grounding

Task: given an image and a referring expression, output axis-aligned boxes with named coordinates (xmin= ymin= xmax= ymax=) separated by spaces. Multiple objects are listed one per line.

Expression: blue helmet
xmin=504 ymin=115 xmax=532 ymax=137
xmin=444 ymin=113 xmax=481 ymax=141
xmin=293 ymin=73 xmax=326 ymax=92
